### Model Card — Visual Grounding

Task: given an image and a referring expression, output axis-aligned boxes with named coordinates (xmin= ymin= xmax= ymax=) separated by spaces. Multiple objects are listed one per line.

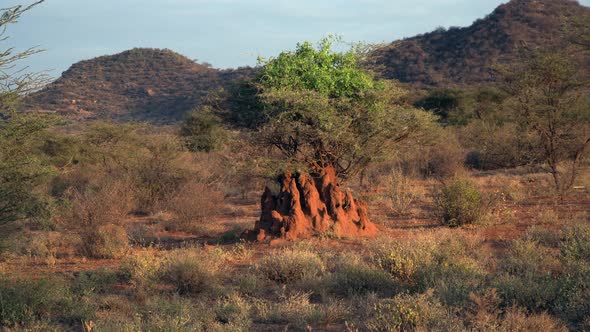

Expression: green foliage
xmin=253 ymin=38 xmax=437 ymax=177
xmin=258 ymin=37 xmax=374 ymax=99
xmin=0 ymin=116 xmax=53 ymax=226
xmin=180 ymin=107 xmax=225 ymax=152
xmin=560 ymin=224 xmax=590 ymax=262
xmin=414 ymin=88 xmax=469 ymax=125
xmin=434 ymin=179 xmax=484 ymax=227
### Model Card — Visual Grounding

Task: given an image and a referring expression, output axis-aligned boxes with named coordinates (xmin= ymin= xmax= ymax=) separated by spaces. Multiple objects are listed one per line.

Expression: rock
xmin=244 ymin=166 xmax=378 ymax=241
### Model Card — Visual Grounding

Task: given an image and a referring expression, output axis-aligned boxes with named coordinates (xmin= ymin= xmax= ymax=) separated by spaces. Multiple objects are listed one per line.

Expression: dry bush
xmin=383 ymin=169 xmax=419 ymax=216
xmin=364 ymin=291 xmax=462 ymax=332
xmin=163 ymin=180 xmax=224 ymax=233
xmin=500 ymin=307 xmax=567 ymax=332
xmin=131 ymin=138 xmax=186 ymax=214
xmin=461 ymin=122 xmax=541 ymax=170
xmin=257 ymin=248 xmax=326 ymax=284
xmin=329 ymin=254 xmax=396 ymax=297
xmin=160 ymin=249 xmax=225 ymax=295
xmin=396 ymin=129 xmax=465 ymax=179
xmin=370 ymin=238 xmax=436 ymax=284
xmin=62 ymin=179 xmax=133 ymax=259
xmin=252 ymin=291 xmax=327 ymax=330
xmin=120 ymin=250 xmax=164 ymax=289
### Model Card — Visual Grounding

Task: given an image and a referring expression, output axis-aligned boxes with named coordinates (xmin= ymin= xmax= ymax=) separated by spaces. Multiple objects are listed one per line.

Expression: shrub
xmin=132 ymin=138 xmax=185 ymax=213
xmin=364 ymin=292 xmax=462 ymax=332
xmin=253 ymin=291 xmax=325 ymax=330
xmin=179 ymin=107 xmax=225 ymax=153
xmin=494 ymin=240 xmax=560 ymax=311
xmin=0 ymin=275 xmax=93 ymax=326
xmin=524 ymin=226 xmax=561 ymax=248
xmin=370 ymin=239 xmax=434 ymax=285
xmin=63 ymin=179 xmax=132 ymax=258
xmin=560 ymin=224 xmax=590 ymax=262
xmin=383 ymin=169 xmax=417 ymax=216
xmin=257 ymin=248 xmax=325 ymax=284
xmin=434 ymin=178 xmax=484 ymax=227
xmin=555 ymin=225 xmax=590 ymax=328
xmin=421 ymin=257 xmax=486 ymax=306
xmin=420 ymin=131 xmax=465 ymax=178
xmin=120 ymin=250 xmax=164 ymax=289
xmin=214 ymin=293 xmax=252 ymax=331
xmin=555 ymin=260 xmax=590 ymax=328
xmin=163 ymin=180 xmax=224 ymax=233
xmin=160 ymin=249 xmax=223 ymax=295
xmin=79 ymin=224 xmax=128 ymax=259
xmin=500 ymin=307 xmax=567 ymax=332
xmin=329 ymin=260 xmax=396 ymax=297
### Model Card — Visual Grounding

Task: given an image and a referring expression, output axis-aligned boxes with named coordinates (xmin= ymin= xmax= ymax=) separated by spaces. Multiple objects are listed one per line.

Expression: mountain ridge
xmin=25 ymin=0 xmax=590 ymax=121
xmin=368 ymin=0 xmax=590 ymax=86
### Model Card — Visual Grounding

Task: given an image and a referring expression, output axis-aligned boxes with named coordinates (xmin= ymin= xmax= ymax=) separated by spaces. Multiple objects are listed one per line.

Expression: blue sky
xmin=7 ymin=0 xmax=590 ymax=79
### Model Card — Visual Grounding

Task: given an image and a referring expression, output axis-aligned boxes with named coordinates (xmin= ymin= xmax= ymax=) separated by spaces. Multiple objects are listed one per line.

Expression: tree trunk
xmin=242 ymin=166 xmax=378 ymax=241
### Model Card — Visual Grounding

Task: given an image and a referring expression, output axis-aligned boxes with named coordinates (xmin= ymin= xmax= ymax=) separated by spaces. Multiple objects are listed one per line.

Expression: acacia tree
xmin=498 ymin=49 xmax=590 ymax=193
xmin=241 ymin=38 xmax=437 ymax=240
xmin=254 ymin=37 xmax=436 ymax=179
xmin=0 ymin=1 xmax=50 ymax=226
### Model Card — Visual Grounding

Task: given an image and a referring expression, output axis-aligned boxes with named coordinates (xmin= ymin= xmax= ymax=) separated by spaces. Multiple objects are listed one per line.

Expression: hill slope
xmin=26 ymin=48 xmax=254 ymax=122
xmin=369 ymin=0 xmax=590 ymax=86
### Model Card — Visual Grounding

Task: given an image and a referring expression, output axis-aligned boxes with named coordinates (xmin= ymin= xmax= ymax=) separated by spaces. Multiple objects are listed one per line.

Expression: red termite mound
xmin=243 ymin=166 xmax=378 ymax=241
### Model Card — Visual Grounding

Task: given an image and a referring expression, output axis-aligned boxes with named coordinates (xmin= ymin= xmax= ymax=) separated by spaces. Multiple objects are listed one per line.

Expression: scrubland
xmin=0 ymin=122 xmax=588 ymax=332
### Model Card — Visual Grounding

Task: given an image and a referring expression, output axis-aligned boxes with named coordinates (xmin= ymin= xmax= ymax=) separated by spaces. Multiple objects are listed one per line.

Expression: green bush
xmin=555 ymin=226 xmax=590 ymax=329
xmin=434 ymin=179 xmax=484 ymax=227
xmin=560 ymin=224 xmax=590 ymax=262
xmin=257 ymin=248 xmax=325 ymax=284
xmin=179 ymin=107 xmax=225 ymax=153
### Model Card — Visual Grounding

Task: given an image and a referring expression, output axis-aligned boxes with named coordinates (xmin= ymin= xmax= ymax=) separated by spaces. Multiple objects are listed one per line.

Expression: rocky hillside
xmin=26 ymin=48 xmax=254 ymax=122
xmin=26 ymin=0 xmax=589 ymax=121
xmin=369 ymin=0 xmax=590 ymax=86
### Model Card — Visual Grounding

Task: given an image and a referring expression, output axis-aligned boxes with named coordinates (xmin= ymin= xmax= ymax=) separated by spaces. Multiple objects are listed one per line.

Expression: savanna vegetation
xmin=1 ymin=0 xmax=590 ymax=331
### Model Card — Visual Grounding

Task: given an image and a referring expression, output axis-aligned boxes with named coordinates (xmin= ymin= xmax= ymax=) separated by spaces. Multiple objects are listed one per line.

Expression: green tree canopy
xmin=252 ymin=37 xmax=437 ymax=178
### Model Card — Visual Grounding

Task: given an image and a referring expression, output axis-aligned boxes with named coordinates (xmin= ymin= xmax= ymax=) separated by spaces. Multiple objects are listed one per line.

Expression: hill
xmin=369 ymin=0 xmax=590 ymax=86
xmin=25 ymin=48 xmax=255 ymax=122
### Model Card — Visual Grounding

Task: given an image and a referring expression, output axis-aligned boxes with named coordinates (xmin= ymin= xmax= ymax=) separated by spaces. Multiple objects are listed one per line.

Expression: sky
xmin=7 ymin=0 xmax=590 ymax=79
